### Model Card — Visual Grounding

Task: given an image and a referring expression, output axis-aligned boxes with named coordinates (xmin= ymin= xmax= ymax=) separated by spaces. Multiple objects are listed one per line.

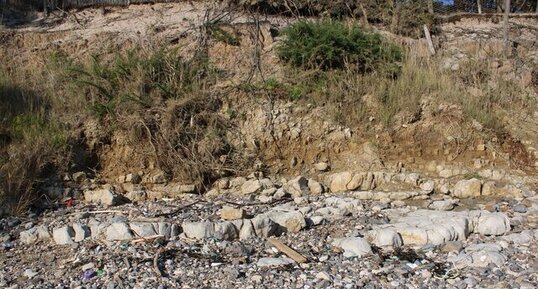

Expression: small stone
xmin=53 ymin=226 xmax=75 ymax=245
xmin=273 ymin=188 xmax=288 ymax=200
xmin=263 ymin=210 xmax=306 ymax=233
xmin=81 ymin=263 xmax=95 ymax=271
xmin=125 ymin=173 xmax=141 ymax=184
xmin=221 ymin=207 xmax=246 ymax=220
xmin=367 ymin=229 xmax=402 ymax=249
xmin=475 ymin=213 xmax=511 ymax=236
xmin=214 ymin=221 xmax=238 ymax=241
xmin=72 ymin=223 xmax=91 ymax=242
xmin=419 ymin=180 xmax=435 ymax=193
xmin=452 ymin=178 xmax=481 ymax=198
xmin=314 ymin=162 xmax=329 ymax=172
xmin=501 ymin=231 xmax=534 ymax=245
xmin=251 ymin=275 xmax=263 ymax=283
xmin=182 ymin=222 xmax=215 ymax=239
xmin=72 ymin=172 xmax=87 ymax=183
xmin=315 ymin=271 xmax=331 ymax=281
xmin=285 ymin=176 xmax=309 ymax=197
xmin=440 ymin=241 xmax=464 ymax=253
xmin=308 ymin=179 xmax=324 ymax=194
xmin=216 ymin=178 xmax=230 ymax=189
xmin=513 ymin=205 xmax=527 ymax=213
xmin=20 ymin=228 xmax=38 ymax=245
xmin=126 ymin=191 xmax=147 ymax=202
xmin=482 ymin=181 xmax=497 ymax=196
xmin=241 ymin=180 xmax=263 ymax=195
xmin=23 ymin=269 xmax=38 ymax=278
xmin=251 ymin=215 xmax=278 ymax=237
xmin=130 ymin=223 xmax=157 ymax=237
xmin=429 ymin=199 xmax=457 ymax=211
xmin=84 ymin=189 xmax=126 ymax=206
xmin=307 ymin=216 xmax=326 ymax=226
xmin=256 ymin=257 xmax=294 ymax=267
xmin=105 ymin=222 xmax=133 ymax=241
xmin=327 ymin=171 xmax=353 ymax=193
xmin=333 ymin=237 xmax=372 ymax=258
xmin=157 ymin=222 xmax=172 ymax=238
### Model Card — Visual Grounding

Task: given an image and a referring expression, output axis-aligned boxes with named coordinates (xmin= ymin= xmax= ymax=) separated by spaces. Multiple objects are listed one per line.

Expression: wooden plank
xmin=423 ymin=25 xmax=436 ymax=56
xmin=267 ymin=237 xmax=307 ymax=263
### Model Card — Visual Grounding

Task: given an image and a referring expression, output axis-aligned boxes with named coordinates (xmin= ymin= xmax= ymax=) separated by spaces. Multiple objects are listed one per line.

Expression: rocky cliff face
xmin=0 ymin=2 xmax=537 ymax=288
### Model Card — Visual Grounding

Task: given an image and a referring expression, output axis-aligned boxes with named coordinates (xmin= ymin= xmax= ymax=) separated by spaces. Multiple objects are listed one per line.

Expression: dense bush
xmin=277 ymin=20 xmax=403 ymax=73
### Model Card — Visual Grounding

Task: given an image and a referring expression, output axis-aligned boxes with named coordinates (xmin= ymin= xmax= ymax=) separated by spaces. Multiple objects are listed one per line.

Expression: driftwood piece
xmin=423 ymin=24 xmax=436 ymax=55
xmin=267 ymin=237 xmax=307 ymax=264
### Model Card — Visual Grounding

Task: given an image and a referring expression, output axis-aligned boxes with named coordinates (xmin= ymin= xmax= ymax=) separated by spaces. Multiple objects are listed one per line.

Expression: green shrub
xmin=277 ymin=20 xmax=403 ymax=73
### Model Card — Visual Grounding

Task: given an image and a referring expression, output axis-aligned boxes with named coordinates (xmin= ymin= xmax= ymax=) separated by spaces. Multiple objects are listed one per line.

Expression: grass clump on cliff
xmin=0 ymin=72 xmax=68 ymax=215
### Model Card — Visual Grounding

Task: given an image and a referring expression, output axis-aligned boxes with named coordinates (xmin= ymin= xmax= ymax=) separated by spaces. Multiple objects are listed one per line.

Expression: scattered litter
xmin=0 ymin=242 xmax=15 ymax=248
xmin=82 ymin=269 xmax=96 ymax=280
xmin=23 ymin=269 xmax=38 ymax=278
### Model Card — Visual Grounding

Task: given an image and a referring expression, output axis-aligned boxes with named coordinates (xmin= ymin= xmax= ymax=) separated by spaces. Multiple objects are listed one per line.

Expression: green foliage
xmin=0 ymin=72 xmax=68 ymax=216
xmin=0 ymin=73 xmax=66 ymax=147
xmin=238 ymin=78 xmax=306 ymax=101
xmin=62 ymin=48 xmax=215 ymax=118
xmin=206 ymin=24 xmax=241 ymax=46
xmin=277 ymin=20 xmax=403 ymax=73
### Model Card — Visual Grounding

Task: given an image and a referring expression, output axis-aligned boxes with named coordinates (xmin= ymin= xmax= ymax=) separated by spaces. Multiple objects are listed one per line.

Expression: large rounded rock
xmin=84 ymin=188 xmax=127 ymax=206
xmin=264 ymin=210 xmax=306 ymax=233
xmin=452 ymin=178 xmax=482 ymax=198
xmin=214 ymin=221 xmax=239 ymax=240
xmin=72 ymin=223 xmax=91 ymax=242
xmin=285 ymin=176 xmax=309 ymax=197
xmin=241 ymin=180 xmax=263 ymax=195
xmin=130 ymin=223 xmax=157 ymax=237
xmin=367 ymin=229 xmax=402 ymax=249
xmin=327 ymin=172 xmax=353 ymax=193
xmin=333 ymin=237 xmax=372 ymax=258
xmin=53 ymin=226 xmax=75 ymax=245
xmin=221 ymin=206 xmax=246 ymax=220
xmin=182 ymin=222 xmax=215 ymax=239
xmin=20 ymin=228 xmax=39 ymax=245
xmin=251 ymin=215 xmax=278 ymax=237
xmin=105 ymin=222 xmax=133 ymax=241
xmin=475 ymin=213 xmax=511 ymax=236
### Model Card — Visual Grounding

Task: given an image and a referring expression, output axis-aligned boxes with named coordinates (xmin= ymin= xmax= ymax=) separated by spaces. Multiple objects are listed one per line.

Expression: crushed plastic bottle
xmin=82 ymin=269 xmax=96 ymax=279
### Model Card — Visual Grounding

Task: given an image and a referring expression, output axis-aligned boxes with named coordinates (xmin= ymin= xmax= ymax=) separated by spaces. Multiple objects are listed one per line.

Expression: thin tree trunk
xmin=503 ymin=0 xmax=511 ymax=57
